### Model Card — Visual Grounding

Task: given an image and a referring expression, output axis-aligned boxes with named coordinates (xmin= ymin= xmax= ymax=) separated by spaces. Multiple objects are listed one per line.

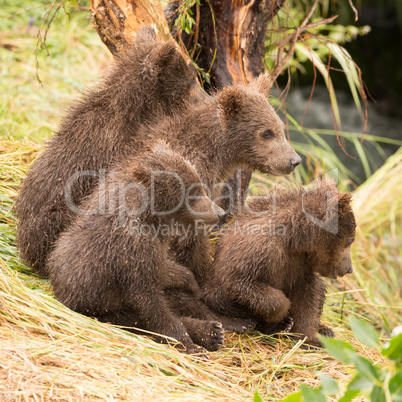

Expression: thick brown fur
xmin=16 ymin=56 xmax=300 ymax=283
xmin=138 ymin=74 xmax=301 ymax=286
xmin=202 ymin=179 xmax=356 ymax=348
xmin=47 ymin=142 xmax=227 ymax=354
xmin=14 ymin=26 xmax=206 ymax=276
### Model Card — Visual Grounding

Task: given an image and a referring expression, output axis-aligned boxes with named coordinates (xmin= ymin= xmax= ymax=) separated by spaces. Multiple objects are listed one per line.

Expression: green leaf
xmin=295 ymin=44 xmax=342 ymax=130
xmin=353 ymin=356 xmax=381 ymax=383
xmin=338 ymin=373 xmax=375 ymax=402
xmin=349 ymin=317 xmax=380 ymax=349
xmin=281 ymin=391 xmax=302 ymax=402
xmin=370 ymin=385 xmax=386 ymax=402
xmin=254 ymin=389 xmax=263 ymax=402
xmin=300 ymin=385 xmax=326 ymax=402
xmin=327 ymin=43 xmax=364 ymax=122
xmin=380 ymin=312 xmax=391 ymax=334
xmin=382 ymin=334 xmax=402 ymax=361
xmin=338 ymin=389 xmax=361 ymax=402
xmin=346 ymin=372 xmax=374 ymax=391
xmin=318 ymin=373 xmax=339 ymax=395
xmin=320 ymin=336 xmax=356 ymax=364
xmin=351 ymin=137 xmax=371 ymax=180
xmin=389 ymin=371 xmax=402 ymax=402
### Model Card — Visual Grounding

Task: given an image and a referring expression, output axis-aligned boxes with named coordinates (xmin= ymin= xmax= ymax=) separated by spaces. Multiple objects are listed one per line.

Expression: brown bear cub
xmin=47 ymin=141 xmax=227 ymax=355
xmin=14 ymin=26 xmax=206 ymax=276
xmin=203 ymin=179 xmax=356 ymax=348
xmin=140 ymin=74 xmax=302 ymax=286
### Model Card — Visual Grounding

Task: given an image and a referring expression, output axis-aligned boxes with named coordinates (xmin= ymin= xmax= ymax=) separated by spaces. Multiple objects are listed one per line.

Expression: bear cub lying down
xmin=203 ymin=179 xmax=356 ymax=348
xmin=47 ymin=142 xmax=230 ymax=355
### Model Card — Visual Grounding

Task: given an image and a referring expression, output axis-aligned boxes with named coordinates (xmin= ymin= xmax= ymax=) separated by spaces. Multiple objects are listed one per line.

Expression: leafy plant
xmin=265 ymin=0 xmax=371 ymax=131
xmin=281 ymin=317 xmax=402 ymax=402
xmin=172 ymin=0 xmax=201 ymax=35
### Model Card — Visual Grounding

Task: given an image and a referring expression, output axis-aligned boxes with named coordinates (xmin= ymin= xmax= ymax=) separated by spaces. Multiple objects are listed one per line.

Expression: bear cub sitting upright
xmin=14 ymin=26 xmax=206 ymax=277
xmin=47 ymin=141 xmax=226 ymax=355
xmin=203 ymin=178 xmax=356 ymax=348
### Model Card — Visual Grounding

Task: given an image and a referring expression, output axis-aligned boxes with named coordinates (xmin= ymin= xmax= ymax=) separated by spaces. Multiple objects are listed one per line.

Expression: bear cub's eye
xmin=261 ymin=129 xmax=274 ymax=139
xmin=346 ymin=237 xmax=355 ymax=247
xmin=189 ymin=188 xmax=203 ymax=198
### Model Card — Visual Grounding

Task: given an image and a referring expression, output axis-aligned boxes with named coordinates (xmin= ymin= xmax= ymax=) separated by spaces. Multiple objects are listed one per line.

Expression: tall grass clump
xmin=346 ymin=148 xmax=402 ymax=328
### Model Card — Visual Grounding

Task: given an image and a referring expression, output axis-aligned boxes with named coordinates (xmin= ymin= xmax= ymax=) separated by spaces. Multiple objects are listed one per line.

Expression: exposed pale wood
xmin=90 ymin=0 xmax=172 ymax=56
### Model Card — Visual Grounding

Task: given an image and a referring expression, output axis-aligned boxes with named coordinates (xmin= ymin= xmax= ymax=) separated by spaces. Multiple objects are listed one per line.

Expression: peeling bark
xmin=166 ymin=0 xmax=285 ymax=87
xmin=90 ymin=0 xmax=172 ymax=56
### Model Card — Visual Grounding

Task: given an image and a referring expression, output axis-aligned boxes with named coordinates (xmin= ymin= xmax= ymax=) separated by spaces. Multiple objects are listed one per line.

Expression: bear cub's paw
xmin=257 ymin=316 xmax=293 ymax=335
xmin=318 ymin=323 xmax=335 ymax=338
xmin=195 ymin=321 xmax=225 ymax=352
xmin=263 ymin=293 xmax=291 ymax=323
xmin=278 ymin=316 xmax=294 ymax=333
xmin=222 ymin=318 xmax=257 ymax=334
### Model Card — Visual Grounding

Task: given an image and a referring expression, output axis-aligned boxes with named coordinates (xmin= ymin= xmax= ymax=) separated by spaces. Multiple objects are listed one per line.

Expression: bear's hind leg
xmin=165 ymin=289 xmax=255 ymax=333
xmin=288 ymin=273 xmax=325 ymax=348
xmin=96 ymin=287 xmax=209 ymax=356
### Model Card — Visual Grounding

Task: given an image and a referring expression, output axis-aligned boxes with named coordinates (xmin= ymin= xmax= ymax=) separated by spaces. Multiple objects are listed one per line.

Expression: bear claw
xmin=206 ymin=321 xmax=225 ymax=351
xmin=281 ymin=317 xmax=294 ymax=333
xmin=224 ymin=318 xmax=256 ymax=333
xmin=318 ymin=324 xmax=335 ymax=338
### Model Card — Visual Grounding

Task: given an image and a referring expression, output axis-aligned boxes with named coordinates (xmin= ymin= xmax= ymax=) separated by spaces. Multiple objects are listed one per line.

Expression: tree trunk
xmin=91 ymin=0 xmax=172 ymax=56
xmin=166 ymin=0 xmax=284 ymax=88
xmin=90 ymin=0 xmax=285 ymax=216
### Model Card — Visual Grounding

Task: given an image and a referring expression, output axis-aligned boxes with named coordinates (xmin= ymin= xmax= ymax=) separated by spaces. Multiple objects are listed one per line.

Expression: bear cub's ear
xmin=155 ymin=42 xmax=178 ymax=69
xmin=338 ymin=192 xmax=352 ymax=206
xmin=247 ymin=74 xmax=273 ymax=97
xmin=338 ymin=192 xmax=353 ymax=215
xmin=302 ymin=178 xmax=339 ymax=220
xmin=218 ymin=86 xmax=245 ymax=118
xmin=140 ymin=41 xmax=178 ymax=79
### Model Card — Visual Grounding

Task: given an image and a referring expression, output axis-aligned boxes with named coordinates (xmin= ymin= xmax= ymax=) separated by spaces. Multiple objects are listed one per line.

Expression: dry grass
xmin=0 ymin=262 xmax=385 ymax=401
xmin=0 ymin=139 xmax=399 ymax=401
